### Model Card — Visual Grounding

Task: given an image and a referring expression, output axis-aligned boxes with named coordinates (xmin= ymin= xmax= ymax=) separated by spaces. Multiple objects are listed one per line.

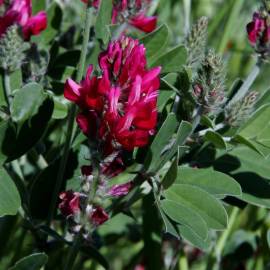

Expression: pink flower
xmin=59 ymin=191 xmax=81 ymax=217
xmin=64 ymin=36 xmax=161 ymax=153
xmin=90 ymin=206 xmax=109 ymax=225
xmin=0 ymin=0 xmax=47 ymax=40
xmin=85 ymin=0 xmax=156 ymax=33
xmin=247 ymin=12 xmax=270 ymax=47
xmin=129 ymin=13 xmax=157 ymax=33
xmin=108 ymin=182 xmax=133 ymax=197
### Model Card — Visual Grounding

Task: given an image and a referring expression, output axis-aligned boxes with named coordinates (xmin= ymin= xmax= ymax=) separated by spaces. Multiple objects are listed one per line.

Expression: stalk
xmin=215 ymin=207 xmax=239 ymax=262
xmin=179 ymin=250 xmax=189 ymax=270
xmin=47 ymin=4 xmax=93 ymax=226
xmin=183 ymin=0 xmax=191 ymax=36
xmin=206 ymin=207 xmax=240 ymax=270
xmin=227 ymin=59 xmax=261 ymax=106
xmin=64 ymin=230 xmax=83 ymax=270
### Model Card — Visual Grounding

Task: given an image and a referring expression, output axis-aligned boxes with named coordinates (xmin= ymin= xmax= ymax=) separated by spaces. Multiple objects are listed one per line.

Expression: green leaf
xmin=200 ymin=116 xmax=214 ymax=129
xmin=159 ymin=210 xmax=179 ymax=239
xmin=95 ymin=0 xmax=113 ymax=44
xmin=232 ymin=172 xmax=270 ymax=208
xmin=157 ymin=90 xmax=174 ymax=112
xmin=162 ymin=157 xmax=178 ymax=190
xmin=157 ymin=121 xmax=192 ymax=170
xmin=225 ymin=147 xmax=270 ymax=178
xmin=214 ymin=147 xmax=270 ymax=208
xmin=52 ymin=97 xmax=68 ymax=119
xmin=178 ymin=224 xmax=211 ymax=251
xmin=0 ymin=168 xmax=21 ymax=217
xmin=10 ymin=70 xmax=22 ymax=91
xmin=205 ymin=131 xmax=227 ymax=149
xmin=232 ymin=135 xmax=264 ymax=156
xmin=140 ymin=24 xmax=169 ymax=64
xmin=145 ymin=113 xmax=178 ymax=172
xmin=161 ymin=200 xmax=208 ymax=240
xmin=176 ymin=167 xmax=241 ymax=197
xmin=9 ymin=253 xmax=48 ymax=270
xmin=164 ymin=184 xmax=228 ymax=230
xmin=151 ymin=45 xmax=187 ymax=74
xmin=239 ymin=104 xmax=270 ymax=139
xmin=0 ymin=98 xmax=53 ymax=164
xmin=11 ymin=83 xmax=46 ymax=124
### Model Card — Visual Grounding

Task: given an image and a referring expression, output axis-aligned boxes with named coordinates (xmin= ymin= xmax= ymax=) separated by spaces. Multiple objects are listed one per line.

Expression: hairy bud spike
xmin=225 ymin=91 xmax=259 ymax=127
xmin=186 ymin=16 xmax=209 ymax=68
xmin=0 ymin=26 xmax=29 ymax=72
xmin=192 ymin=49 xmax=227 ymax=114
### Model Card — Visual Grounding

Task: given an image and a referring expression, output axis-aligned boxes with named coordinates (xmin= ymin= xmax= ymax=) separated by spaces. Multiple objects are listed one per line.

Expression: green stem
xmin=183 ymin=0 xmax=191 ymax=36
xmin=228 ymin=60 xmax=261 ymax=106
xmin=3 ymin=71 xmax=12 ymax=108
xmin=64 ymin=230 xmax=82 ymax=270
xmin=208 ymin=207 xmax=239 ymax=270
xmin=46 ymin=4 xmax=93 ymax=226
xmin=215 ymin=207 xmax=239 ymax=258
xmin=179 ymin=250 xmax=189 ymax=270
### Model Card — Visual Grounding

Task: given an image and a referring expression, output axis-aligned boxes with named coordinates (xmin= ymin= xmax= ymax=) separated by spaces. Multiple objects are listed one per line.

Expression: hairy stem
xmin=47 ymin=4 xmax=93 ymax=226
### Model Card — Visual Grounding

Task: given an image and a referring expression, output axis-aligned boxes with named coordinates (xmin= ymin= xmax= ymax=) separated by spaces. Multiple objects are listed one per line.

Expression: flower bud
xmin=90 ymin=206 xmax=109 ymax=226
xmin=58 ymin=191 xmax=81 ymax=217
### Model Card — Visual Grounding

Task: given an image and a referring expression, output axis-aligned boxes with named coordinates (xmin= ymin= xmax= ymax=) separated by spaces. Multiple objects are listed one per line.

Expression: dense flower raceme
xmin=64 ymin=36 xmax=161 ymax=153
xmin=82 ymin=0 xmax=157 ymax=33
xmin=247 ymin=11 xmax=270 ymax=55
xmin=0 ymin=0 xmax=47 ymax=40
xmin=61 ymin=36 xmax=160 ymax=229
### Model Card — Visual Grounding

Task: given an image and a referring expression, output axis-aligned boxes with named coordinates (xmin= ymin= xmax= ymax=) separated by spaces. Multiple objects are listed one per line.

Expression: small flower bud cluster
xmin=0 ymin=26 xmax=29 ymax=72
xmin=186 ymin=16 xmax=208 ymax=68
xmin=192 ymin=49 xmax=227 ymax=114
xmin=225 ymin=91 xmax=259 ymax=127
xmin=59 ymin=160 xmax=133 ymax=235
